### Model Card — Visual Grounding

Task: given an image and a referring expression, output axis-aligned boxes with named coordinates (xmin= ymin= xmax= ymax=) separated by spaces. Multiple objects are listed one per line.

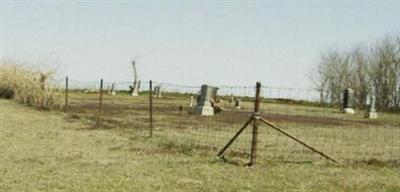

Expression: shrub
xmin=0 ymin=62 xmax=60 ymax=109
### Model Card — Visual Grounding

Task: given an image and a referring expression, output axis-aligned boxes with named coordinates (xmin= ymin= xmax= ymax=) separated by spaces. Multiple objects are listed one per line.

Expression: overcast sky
xmin=1 ymin=1 xmax=400 ymax=88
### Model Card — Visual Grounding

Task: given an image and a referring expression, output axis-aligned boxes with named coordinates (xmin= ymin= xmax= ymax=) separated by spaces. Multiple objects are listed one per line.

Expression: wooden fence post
xmin=149 ymin=80 xmax=153 ymax=137
xmin=64 ymin=76 xmax=69 ymax=113
xmin=249 ymin=81 xmax=261 ymax=165
xmin=96 ymin=79 xmax=104 ymax=127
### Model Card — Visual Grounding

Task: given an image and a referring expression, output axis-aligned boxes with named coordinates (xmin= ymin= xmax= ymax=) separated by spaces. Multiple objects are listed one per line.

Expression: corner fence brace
xmin=217 ymin=116 xmax=254 ymax=157
xmin=259 ymin=117 xmax=339 ymax=164
xmin=216 ymin=82 xmax=339 ymax=166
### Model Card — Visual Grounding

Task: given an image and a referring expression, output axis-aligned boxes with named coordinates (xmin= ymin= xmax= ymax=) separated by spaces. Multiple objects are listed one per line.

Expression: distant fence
xmin=54 ymin=77 xmax=400 ymax=166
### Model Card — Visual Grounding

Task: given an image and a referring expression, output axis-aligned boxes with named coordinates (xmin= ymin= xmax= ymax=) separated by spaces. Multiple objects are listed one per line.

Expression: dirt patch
xmin=67 ymin=103 xmax=381 ymax=128
xmin=69 ymin=103 xmax=168 ymax=114
xmin=215 ymin=110 xmax=380 ymax=127
xmin=263 ymin=113 xmax=381 ymax=127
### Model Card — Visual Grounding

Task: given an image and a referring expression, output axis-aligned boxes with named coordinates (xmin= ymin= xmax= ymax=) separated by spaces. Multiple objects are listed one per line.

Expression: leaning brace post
xmin=217 ymin=116 xmax=254 ymax=157
xmin=96 ymin=79 xmax=104 ymax=127
xmin=249 ymin=81 xmax=261 ymax=166
xmin=149 ymin=80 xmax=153 ymax=138
xmin=259 ymin=117 xmax=338 ymax=164
xmin=64 ymin=76 xmax=69 ymax=113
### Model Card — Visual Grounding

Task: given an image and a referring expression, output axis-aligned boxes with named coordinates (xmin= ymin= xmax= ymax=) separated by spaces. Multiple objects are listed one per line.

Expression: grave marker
xmin=342 ymin=88 xmax=355 ymax=114
xmin=235 ymin=98 xmax=242 ymax=109
xmin=153 ymin=85 xmax=162 ymax=98
xmin=189 ymin=95 xmax=194 ymax=107
xmin=193 ymin=85 xmax=219 ymax=116
xmin=365 ymin=94 xmax=378 ymax=119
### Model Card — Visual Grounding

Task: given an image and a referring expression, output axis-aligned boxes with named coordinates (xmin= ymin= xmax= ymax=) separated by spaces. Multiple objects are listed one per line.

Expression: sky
xmin=1 ymin=1 xmax=400 ymax=88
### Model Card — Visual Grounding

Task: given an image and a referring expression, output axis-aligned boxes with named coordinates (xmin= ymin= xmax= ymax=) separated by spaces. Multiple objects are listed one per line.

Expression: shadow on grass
xmin=209 ymin=156 xmax=248 ymax=166
xmin=351 ymin=159 xmax=400 ymax=168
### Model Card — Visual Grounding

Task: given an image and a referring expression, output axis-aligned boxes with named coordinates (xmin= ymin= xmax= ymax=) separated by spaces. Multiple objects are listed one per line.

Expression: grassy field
xmin=1 ymin=94 xmax=400 ymax=191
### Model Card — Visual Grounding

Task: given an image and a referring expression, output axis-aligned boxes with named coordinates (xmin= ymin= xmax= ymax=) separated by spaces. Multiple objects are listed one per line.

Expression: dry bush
xmin=0 ymin=62 xmax=60 ymax=109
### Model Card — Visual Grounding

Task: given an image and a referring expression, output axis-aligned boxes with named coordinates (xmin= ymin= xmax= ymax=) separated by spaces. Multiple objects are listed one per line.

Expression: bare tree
xmin=370 ymin=36 xmax=400 ymax=111
xmin=130 ymin=58 xmax=140 ymax=96
xmin=311 ymin=34 xmax=400 ymax=112
xmin=348 ymin=48 xmax=370 ymax=108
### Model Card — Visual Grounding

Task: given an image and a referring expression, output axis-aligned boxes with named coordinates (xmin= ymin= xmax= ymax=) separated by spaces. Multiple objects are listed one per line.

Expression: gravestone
xmin=234 ymin=98 xmax=241 ymax=109
xmin=193 ymin=85 xmax=219 ymax=116
xmin=153 ymin=85 xmax=162 ymax=98
xmin=189 ymin=95 xmax=194 ymax=107
xmin=109 ymin=83 xmax=116 ymax=95
xmin=342 ymin=88 xmax=355 ymax=114
xmin=229 ymin=94 xmax=234 ymax=103
xmin=365 ymin=95 xmax=378 ymax=119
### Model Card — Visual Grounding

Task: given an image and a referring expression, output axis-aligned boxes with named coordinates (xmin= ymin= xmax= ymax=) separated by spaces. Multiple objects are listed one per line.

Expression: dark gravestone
xmin=342 ymin=88 xmax=355 ymax=114
xmin=234 ymin=98 xmax=241 ymax=109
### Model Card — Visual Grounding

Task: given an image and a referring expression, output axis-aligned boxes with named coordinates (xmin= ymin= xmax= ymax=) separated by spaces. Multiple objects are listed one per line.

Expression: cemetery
xmin=1 ymin=2 xmax=400 ymax=191
xmin=1 ymin=55 xmax=399 ymax=192
xmin=2 ymin=58 xmax=399 ymax=169
xmin=58 ymin=78 xmax=400 ymax=166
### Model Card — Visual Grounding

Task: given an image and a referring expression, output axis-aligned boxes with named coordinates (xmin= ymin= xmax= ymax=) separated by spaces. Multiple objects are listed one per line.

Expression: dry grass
xmin=62 ymin=91 xmax=400 ymax=166
xmin=0 ymin=62 xmax=60 ymax=109
xmin=1 ymin=99 xmax=400 ymax=192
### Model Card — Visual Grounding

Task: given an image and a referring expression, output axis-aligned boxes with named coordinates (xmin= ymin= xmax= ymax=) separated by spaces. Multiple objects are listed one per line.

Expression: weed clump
xmin=0 ymin=62 xmax=60 ymax=109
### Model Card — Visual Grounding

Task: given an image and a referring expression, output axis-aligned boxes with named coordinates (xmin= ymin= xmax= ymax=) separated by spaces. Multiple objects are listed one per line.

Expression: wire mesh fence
xmin=64 ymin=79 xmax=151 ymax=135
xmin=151 ymin=82 xmax=256 ymax=161
xmin=258 ymin=86 xmax=400 ymax=164
xmin=54 ymin=77 xmax=400 ymax=166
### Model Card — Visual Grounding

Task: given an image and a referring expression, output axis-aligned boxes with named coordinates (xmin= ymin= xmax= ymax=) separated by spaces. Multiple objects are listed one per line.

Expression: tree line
xmin=312 ymin=35 xmax=400 ymax=112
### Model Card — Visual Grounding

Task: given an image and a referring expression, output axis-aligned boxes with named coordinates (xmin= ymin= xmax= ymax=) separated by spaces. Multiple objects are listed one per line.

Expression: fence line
xmin=55 ymin=77 xmax=400 ymax=166
xmin=57 ymin=79 xmax=322 ymax=101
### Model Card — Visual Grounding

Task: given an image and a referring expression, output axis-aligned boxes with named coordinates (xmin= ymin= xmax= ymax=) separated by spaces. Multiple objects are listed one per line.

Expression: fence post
xmin=149 ymin=80 xmax=153 ymax=137
xmin=96 ymin=79 xmax=104 ymax=127
xmin=64 ymin=76 xmax=69 ymax=113
xmin=249 ymin=81 xmax=261 ymax=166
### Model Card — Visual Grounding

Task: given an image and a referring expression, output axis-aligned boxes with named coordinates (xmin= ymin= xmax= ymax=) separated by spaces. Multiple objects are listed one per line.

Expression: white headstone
xmin=189 ymin=95 xmax=194 ymax=107
xmin=365 ymin=94 xmax=378 ymax=119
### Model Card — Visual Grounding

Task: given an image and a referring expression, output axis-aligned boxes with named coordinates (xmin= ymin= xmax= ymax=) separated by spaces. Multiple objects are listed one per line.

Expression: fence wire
xmin=55 ymin=78 xmax=400 ymax=165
